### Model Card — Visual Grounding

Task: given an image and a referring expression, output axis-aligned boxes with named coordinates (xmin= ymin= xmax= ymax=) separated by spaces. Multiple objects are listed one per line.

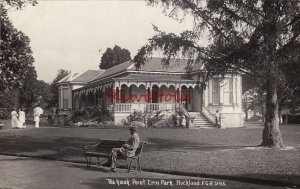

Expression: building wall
xmin=192 ymin=87 xmax=201 ymax=112
xmin=204 ymin=74 xmax=244 ymax=127
xmin=58 ymin=83 xmax=86 ymax=110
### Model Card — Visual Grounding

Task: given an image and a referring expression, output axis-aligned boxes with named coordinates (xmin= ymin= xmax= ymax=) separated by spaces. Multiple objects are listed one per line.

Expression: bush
xmin=0 ymin=109 xmax=10 ymax=120
xmin=131 ymin=121 xmax=146 ymax=128
xmin=247 ymin=114 xmax=263 ymax=122
xmin=125 ymin=110 xmax=188 ymax=128
xmin=147 ymin=111 xmax=164 ymax=127
xmin=126 ymin=110 xmax=146 ymax=125
xmin=70 ymin=107 xmax=112 ymax=126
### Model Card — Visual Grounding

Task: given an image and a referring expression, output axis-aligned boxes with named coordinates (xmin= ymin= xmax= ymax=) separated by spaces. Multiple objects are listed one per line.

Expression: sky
xmin=7 ymin=0 xmax=201 ymax=83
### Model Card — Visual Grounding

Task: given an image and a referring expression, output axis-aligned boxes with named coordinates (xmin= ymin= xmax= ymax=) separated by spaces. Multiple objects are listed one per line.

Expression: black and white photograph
xmin=0 ymin=0 xmax=299 ymax=188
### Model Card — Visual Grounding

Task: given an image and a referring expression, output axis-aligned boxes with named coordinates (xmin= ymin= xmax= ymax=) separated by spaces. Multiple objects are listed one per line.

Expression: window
xmin=223 ymin=78 xmax=233 ymax=105
xmin=62 ymin=88 xmax=68 ymax=109
xmin=212 ymin=79 xmax=220 ymax=104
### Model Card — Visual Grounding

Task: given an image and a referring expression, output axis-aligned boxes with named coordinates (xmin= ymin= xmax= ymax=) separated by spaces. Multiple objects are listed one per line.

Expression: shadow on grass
xmin=0 ymin=135 xmax=98 ymax=161
xmin=64 ymin=162 xmax=110 ymax=173
xmin=144 ymin=138 xmax=258 ymax=152
xmin=0 ymin=134 xmax=261 ymax=161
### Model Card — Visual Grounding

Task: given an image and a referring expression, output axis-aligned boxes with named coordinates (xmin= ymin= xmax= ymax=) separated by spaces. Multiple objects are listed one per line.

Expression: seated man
xmin=110 ymin=126 xmax=140 ymax=172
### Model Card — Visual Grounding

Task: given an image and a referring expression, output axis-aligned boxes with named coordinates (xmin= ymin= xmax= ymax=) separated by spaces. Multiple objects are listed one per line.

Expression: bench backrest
xmin=134 ymin=141 xmax=146 ymax=156
xmin=96 ymin=140 xmax=125 ymax=153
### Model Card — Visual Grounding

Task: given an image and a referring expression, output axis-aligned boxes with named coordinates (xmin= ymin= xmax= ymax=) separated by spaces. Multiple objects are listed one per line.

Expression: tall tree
xmin=0 ymin=5 xmax=35 ymax=91
xmin=134 ymin=0 xmax=300 ymax=148
xmin=0 ymin=0 xmax=37 ymax=112
xmin=35 ymin=80 xmax=51 ymax=109
xmin=48 ymin=69 xmax=70 ymax=108
xmin=18 ymin=65 xmax=38 ymax=110
xmin=99 ymin=45 xmax=131 ymax=69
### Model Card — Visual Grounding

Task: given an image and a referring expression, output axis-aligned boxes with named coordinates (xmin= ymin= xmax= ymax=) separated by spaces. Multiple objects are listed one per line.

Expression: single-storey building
xmin=57 ymin=58 xmax=244 ymax=128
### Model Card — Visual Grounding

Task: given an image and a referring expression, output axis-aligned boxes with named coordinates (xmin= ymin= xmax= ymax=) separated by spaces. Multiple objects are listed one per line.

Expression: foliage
xmin=125 ymin=110 xmax=185 ymax=128
xmin=99 ymin=45 xmax=131 ymax=69
xmin=134 ymin=0 xmax=300 ymax=147
xmin=147 ymin=111 xmax=164 ymax=127
xmin=48 ymin=69 xmax=70 ymax=108
xmin=248 ymin=115 xmax=263 ymax=122
xmin=35 ymin=80 xmax=52 ymax=109
xmin=17 ymin=65 xmax=38 ymax=109
xmin=0 ymin=1 xmax=39 ymax=113
xmin=131 ymin=121 xmax=146 ymax=128
xmin=0 ymin=5 xmax=35 ymax=92
xmin=70 ymin=107 xmax=112 ymax=125
xmin=0 ymin=89 xmax=19 ymax=114
xmin=125 ymin=110 xmax=145 ymax=125
xmin=2 ymin=0 xmax=37 ymax=9
xmin=242 ymin=88 xmax=265 ymax=121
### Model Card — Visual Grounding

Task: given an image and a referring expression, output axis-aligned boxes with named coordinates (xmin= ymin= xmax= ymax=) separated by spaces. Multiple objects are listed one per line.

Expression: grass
xmin=0 ymin=121 xmax=299 ymax=186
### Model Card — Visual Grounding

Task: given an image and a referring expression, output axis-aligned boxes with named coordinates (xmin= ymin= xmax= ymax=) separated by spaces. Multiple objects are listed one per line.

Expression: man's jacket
xmin=123 ymin=133 xmax=140 ymax=157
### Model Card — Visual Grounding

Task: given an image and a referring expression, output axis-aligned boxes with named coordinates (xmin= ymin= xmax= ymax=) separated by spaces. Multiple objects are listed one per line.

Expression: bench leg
xmin=85 ymin=156 xmax=92 ymax=168
xmin=125 ymin=159 xmax=129 ymax=171
xmin=85 ymin=156 xmax=89 ymax=167
xmin=137 ymin=157 xmax=141 ymax=171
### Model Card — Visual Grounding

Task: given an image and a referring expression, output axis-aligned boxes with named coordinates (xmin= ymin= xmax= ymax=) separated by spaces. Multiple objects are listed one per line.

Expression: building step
xmin=189 ymin=112 xmax=215 ymax=128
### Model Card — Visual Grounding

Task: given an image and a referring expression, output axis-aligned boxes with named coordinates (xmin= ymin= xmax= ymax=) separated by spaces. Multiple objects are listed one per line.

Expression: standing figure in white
xmin=18 ymin=108 xmax=26 ymax=128
xmin=33 ymin=107 xmax=43 ymax=128
xmin=11 ymin=109 xmax=19 ymax=129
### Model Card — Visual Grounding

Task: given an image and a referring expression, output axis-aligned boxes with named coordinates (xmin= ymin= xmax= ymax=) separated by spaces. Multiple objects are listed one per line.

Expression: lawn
xmin=0 ymin=122 xmax=299 ymax=186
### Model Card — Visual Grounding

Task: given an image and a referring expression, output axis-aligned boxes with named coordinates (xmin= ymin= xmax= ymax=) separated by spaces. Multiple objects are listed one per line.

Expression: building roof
xmin=57 ymin=70 xmax=104 ymax=84
xmin=91 ymin=57 xmax=203 ymax=83
xmin=72 ymin=70 xmax=104 ymax=83
xmin=92 ymin=60 xmax=133 ymax=82
xmin=129 ymin=57 xmax=190 ymax=73
xmin=113 ymin=73 xmax=195 ymax=82
xmin=61 ymin=58 xmax=203 ymax=86
xmin=58 ymin=73 xmax=79 ymax=83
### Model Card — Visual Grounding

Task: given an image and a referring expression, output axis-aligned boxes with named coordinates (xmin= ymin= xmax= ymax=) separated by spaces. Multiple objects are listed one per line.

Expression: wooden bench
xmin=83 ymin=139 xmax=146 ymax=172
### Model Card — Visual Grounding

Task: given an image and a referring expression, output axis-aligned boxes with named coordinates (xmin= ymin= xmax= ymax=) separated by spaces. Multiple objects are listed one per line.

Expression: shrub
xmin=0 ymin=109 xmax=10 ymax=120
xmin=125 ymin=110 xmax=189 ymax=128
xmin=131 ymin=121 xmax=146 ymax=128
xmin=70 ymin=106 xmax=112 ymax=125
xmin=126 ymin=110 xmax=145 ymax=124
xmin=147 ymin=111 xmax=164 ymax=127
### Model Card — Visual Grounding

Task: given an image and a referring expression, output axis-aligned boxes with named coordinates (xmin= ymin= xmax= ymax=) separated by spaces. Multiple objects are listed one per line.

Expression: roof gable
xmin=91 ymin=60 xmax=134 ymax=81
xmin=58 ymin=73 xmax=79 ymax=83
xmin=72 ymin=70 xmax=104 ymax=82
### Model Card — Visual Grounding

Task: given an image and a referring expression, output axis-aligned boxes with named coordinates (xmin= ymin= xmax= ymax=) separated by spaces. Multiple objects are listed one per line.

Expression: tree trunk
xmin=261 ymin=79 xmax=285 ymax=148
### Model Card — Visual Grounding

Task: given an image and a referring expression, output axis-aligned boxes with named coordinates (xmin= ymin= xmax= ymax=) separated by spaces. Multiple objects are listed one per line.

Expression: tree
xmin=242 ymin=88 xmax=265 ymax=121
xmin=18 ymin=65 xmax=38 ymax=110
xmin=0 ymin=0 xmax=37 ymax=113
xmin=48 ymin=69 xmax=70 ymax=108
xmin=35 ymin=80 xmax=51 ymax=109
xmin=0 ymin=5 xmax=35 ymax=92
xmin=134 ymin=0 xmax=300 ymax=148
xmin=1 ymin=0 xmax=37 ymax=9
xmin=99 ymin=45 xmax=131 ymax=69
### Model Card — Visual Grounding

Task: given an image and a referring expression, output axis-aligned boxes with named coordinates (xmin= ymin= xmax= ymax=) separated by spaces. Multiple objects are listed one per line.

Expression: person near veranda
xmin=109 ymin=126 xmax=140 ymax=172
xmin=18 ymin=108 xmax=26 ymax=128
xmin=11 ymin=108 xmax=19 ymax=129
